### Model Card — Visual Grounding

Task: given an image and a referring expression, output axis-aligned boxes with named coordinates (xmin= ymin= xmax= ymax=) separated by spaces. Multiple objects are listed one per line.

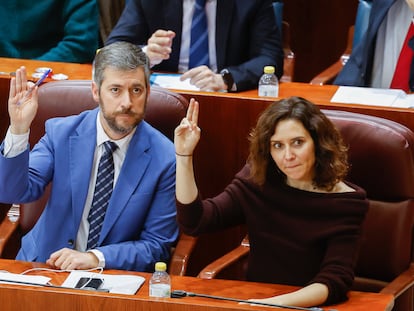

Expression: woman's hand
xmin=174 ymin=98 xmax=201 ymax=156
xmin=175 ymin=98 xmax=201 ymax=204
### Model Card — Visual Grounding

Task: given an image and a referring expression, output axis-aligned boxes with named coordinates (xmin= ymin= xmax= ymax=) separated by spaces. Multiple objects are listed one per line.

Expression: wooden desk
xmin=179 ymin=84 xmax=414 ymax=134
xmin=0 ymin=57 xmax=92 ymax=81
xmin=0 ymin=57 xmax=413 ymax=138
xmin=0 ymin=259 xmax=393 ymax=311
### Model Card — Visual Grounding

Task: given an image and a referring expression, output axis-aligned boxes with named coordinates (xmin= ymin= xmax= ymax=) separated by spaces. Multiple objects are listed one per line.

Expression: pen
xmin=17 ymin=69 xmax=51 ymax=106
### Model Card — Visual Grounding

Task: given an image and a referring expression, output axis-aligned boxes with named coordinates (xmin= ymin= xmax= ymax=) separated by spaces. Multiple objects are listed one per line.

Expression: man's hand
xmin=146 ymin=29 xmax=176 ymax=67
xmin=180 ymin=66 xmax=227 ymax=92
xmin=8 ymin=66 xmax=39 ymax=135
xmin=46 ymin=248 xmax=99 ymax=270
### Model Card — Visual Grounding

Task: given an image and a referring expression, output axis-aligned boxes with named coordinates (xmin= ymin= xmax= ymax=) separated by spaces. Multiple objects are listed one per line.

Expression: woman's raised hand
xmin=174 ymin=98 xmax=201 ymax=157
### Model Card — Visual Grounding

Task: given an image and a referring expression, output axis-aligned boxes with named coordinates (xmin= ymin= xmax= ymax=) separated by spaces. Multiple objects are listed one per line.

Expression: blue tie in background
xmin=87 ymin=141 xmax=118 ymax=249
xmin=189 ymin=0 xmax=209 ymax=68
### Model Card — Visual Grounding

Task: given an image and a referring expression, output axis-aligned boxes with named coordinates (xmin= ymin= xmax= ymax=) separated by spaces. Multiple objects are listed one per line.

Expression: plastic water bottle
xmin=258 ymin=66 xmax=279 ymax=97
xmin=149 ymin=262 xmax=171 ymax=298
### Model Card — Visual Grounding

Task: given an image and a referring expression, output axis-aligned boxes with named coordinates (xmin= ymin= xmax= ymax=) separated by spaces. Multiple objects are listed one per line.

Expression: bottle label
xmin=258 ymin=85 xmax=279 ymax=97
xmin=149 ymin=283 xmax=171 ymax=298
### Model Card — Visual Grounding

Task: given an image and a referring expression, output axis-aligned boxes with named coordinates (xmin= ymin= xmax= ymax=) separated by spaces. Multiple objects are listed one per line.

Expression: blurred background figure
xmin=0 ymin=0 xmax=99 ymax=63
xmin=98 ymin=0 xmax=127 ymax=45
xmin=335 ymin=0 xmax=414 ymax=93
xmin=106 ymin=0 xmax=283 ymax=92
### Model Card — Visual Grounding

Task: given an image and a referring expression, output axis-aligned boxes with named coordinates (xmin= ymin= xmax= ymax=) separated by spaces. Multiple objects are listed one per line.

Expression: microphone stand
xmin=171 ymin=290 xmax=338 ymax=311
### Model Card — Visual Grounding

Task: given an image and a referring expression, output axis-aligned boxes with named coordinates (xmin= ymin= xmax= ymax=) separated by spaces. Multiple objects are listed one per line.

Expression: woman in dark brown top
xmin=174 ymin=96 xmax=368 ymax=308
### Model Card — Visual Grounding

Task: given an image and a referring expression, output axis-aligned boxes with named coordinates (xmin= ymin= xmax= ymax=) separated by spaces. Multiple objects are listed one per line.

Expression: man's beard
xmin=102 ymin=106 xmax=145 ymax=135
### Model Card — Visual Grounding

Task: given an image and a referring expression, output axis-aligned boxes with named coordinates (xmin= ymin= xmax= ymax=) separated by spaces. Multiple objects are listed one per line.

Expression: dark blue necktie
xmin=87 ymin=141 xmax=118 ymax=249
xmin=189 ymin=0 xmax=209 ymax=68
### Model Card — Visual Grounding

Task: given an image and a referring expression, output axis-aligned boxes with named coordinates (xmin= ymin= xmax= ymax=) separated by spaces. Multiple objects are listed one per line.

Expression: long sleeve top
xmin=177 ymin=164 xmax=368 ymax=305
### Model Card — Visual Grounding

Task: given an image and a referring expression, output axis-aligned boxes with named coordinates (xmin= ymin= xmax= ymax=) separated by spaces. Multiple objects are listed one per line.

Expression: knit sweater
xmin=177 ymin=164 xmax=368 ymax=305
xmin=0 ymin=0 xmax=99 ymax=63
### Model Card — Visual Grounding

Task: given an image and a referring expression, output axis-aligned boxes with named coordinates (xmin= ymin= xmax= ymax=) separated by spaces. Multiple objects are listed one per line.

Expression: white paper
xmin=62 ymin=271 xmax=145 ymax=295
xmin=150 ymin=73 xmax=200 ymax=91
xmin=0 ymin=271 xmax=51 ymax=286
xmin=330 ymin=86 xmax=412 ymax=108
xmin=393 ymin=93 xmax=414 ymax=108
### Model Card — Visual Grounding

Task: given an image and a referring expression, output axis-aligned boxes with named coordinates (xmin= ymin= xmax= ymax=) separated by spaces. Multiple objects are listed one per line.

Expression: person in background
xmin=98 ymin=0 xmax=127 ymax=45
xmin=0 ymin=42 xmax=178 ymax=271
xmin=0 ymin=0 xmax=99 ymax=63
xmin=174 ymin=97 xmax=368 ymax=308
xmin=335 ymin=0 xmax=414 ymax=93
xmin=106 ymin=0 xmax=284 ymax=92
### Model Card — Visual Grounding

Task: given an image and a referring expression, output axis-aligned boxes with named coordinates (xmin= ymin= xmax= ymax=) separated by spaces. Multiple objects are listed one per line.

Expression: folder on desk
xmin=62 ymin=271 xmax=145 ymax=295
xmin=150 ymin=73 xmax=200 ymax=91
xmin=0 ymin=271 xmax=51 ymax=286
xmin=331 ymin=86 xmax=414 ymax=108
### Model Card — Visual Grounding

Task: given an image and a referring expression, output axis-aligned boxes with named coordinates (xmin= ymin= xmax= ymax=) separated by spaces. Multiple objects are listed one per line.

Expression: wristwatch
xmin=220 ymin=69 xmax=236 ymax=92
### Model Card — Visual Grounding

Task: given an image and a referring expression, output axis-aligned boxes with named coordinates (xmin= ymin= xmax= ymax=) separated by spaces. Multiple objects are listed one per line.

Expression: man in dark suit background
xmin=335 ymin=0 xmax=414 ymax=92
xmin=106 ymin=0 xmax=284 ymax=92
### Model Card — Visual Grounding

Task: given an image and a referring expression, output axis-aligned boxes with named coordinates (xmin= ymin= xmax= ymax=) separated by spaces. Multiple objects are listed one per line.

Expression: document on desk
xmin=150 ymin=73 xmax=200 ymax=91
xmin=331 ymin=86 xmax=414 ymax=108
xmin=0 ymin=271 xmax=51 ymax=286
xmin=62 ymin=271 xmax=145 ymax=295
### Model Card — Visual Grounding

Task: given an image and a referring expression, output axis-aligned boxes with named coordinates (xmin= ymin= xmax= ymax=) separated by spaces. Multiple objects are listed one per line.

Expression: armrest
xmin=309 ymin=58 xmax=347 ymax=85
xmin=380 ymin=263 xmax=414 ymax=299
xmin=169 ymin=233 xmax=198 ymax=276
xmin=198 ymin=235 xmax=250 ymax=280
xmin=0 ymin=203 xmax=19 ymax=257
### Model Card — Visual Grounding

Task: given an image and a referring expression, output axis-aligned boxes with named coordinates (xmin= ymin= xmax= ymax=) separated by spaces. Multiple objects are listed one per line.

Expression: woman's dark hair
xmin=248 ymin=96 xmax=349 ymax=191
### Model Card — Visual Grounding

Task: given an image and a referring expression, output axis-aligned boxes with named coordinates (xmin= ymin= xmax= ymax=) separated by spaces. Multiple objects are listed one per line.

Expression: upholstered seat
xmin=0 ymin=80 xmax=196 ymax=275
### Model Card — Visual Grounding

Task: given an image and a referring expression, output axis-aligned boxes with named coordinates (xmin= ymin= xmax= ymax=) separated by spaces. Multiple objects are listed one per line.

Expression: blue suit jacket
xmin=0 ymin=108 xmax=178 ymax=272
xmin=334 ymin=0 xmax=396 ymax=86
xmin=106 ymin=0 xmax=284 ymax=91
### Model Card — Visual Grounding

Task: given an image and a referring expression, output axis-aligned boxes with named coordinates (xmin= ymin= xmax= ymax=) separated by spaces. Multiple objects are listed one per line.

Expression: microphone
xmin=0 ymin=278 xmax=109 ymax=292
xmin=171 ymin=290 xmax=338 ymax=311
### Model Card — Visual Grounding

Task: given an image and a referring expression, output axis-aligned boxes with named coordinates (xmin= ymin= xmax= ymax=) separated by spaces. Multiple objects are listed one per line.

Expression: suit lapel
xmin=216 ymin=0 xmax=234 ymax=69
xmin=69 ymin=109 xmax=98 ymax=228
xmin=164 ymin=0 xmax=183 ymax=67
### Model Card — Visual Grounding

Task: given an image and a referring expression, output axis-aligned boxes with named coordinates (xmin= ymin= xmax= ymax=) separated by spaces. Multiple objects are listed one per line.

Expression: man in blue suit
xmin=335 ymin=0 xmax=414 ymax=91
xmin=106 ymin=0 xmax=284 ymax=92
xmin=0 ymin=42 xmax=178 ymax=272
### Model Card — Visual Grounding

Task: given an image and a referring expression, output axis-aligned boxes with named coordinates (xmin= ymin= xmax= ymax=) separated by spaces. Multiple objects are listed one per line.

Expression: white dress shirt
xmin=178 ymin=0 xmax=217 ymax=73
